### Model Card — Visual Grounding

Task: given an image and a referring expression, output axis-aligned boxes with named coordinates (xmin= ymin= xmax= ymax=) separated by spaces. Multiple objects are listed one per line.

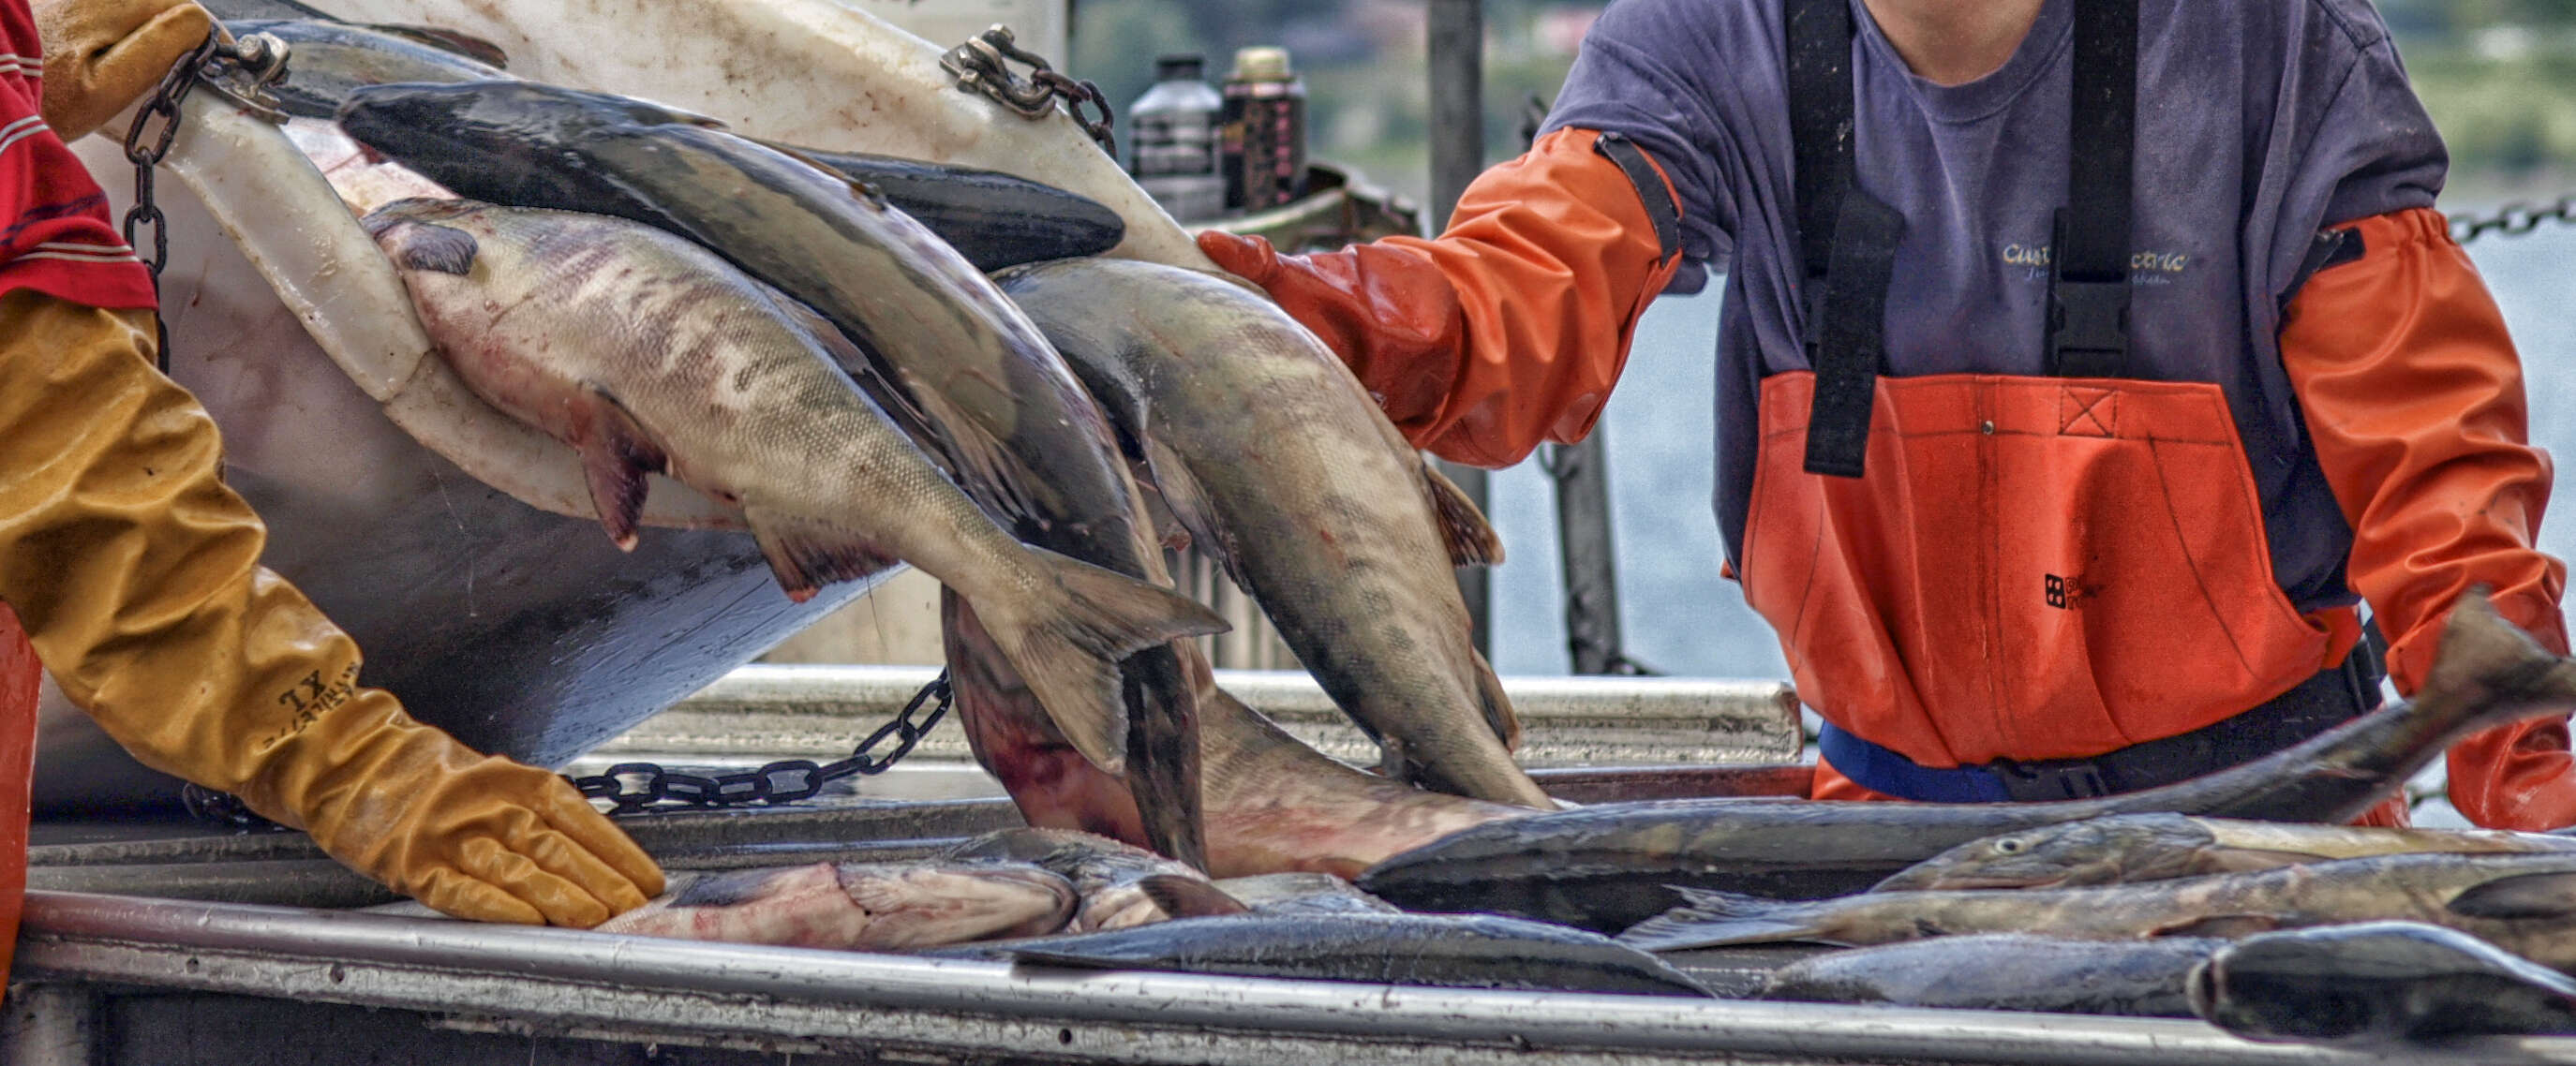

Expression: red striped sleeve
xmin=0 ymin=0 xmax=156 ymax=311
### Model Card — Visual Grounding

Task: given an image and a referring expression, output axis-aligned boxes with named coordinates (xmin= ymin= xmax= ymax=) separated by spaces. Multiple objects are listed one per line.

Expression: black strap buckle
xmin=1989 ymin=756 xmax=2117 ymax=802
xmin=2047 ymin=210 xmax=2132 ymax=378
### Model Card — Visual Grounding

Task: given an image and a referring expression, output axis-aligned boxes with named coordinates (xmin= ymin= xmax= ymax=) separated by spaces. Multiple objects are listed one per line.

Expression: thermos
xmin=1220 ymin=46 xmax=1307 ymax=212
xmin=1127 ymin=53 xmax=1227 ymax=223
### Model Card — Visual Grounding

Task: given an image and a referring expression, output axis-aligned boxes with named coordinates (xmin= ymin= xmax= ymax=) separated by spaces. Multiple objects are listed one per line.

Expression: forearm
xmin=1205 ymin=127 xmax=1686 ymax=467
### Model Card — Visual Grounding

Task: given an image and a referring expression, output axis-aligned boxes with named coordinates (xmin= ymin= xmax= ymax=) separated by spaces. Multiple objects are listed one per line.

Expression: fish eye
xmin=1995 ymin=838 xmax=2024 ymax=853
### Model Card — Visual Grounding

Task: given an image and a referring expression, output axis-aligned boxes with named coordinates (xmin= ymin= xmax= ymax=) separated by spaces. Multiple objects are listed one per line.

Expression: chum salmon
xmin=362 ymin=199 xmax=1224 ymax=795
xmin=995 ymin=257 xmax=1551 ymax=810
xmin=598 ymin=860 xmax=1075 ymax=951
xmin=1873 ymin=812 xmax=2576 ymax=892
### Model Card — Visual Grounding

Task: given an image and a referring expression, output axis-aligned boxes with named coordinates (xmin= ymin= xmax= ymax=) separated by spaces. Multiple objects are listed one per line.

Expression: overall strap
xmin=2047 ymin=0 xmax=2140 ymax=378
xmin=1788 ymin=0 xmax=1905 ymax=479
xmin=1786 ymin=0 xmax=2141 ymax=476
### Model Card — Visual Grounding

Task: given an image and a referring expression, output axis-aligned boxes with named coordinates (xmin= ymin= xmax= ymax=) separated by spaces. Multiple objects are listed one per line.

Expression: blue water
xmin=1483 ymin=225 xmax=2576 ymax=680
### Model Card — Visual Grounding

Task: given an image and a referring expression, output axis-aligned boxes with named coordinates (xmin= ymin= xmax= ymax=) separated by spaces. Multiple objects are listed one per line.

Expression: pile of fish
xmin=199 ymin=9 xmax=2576 ymax=1045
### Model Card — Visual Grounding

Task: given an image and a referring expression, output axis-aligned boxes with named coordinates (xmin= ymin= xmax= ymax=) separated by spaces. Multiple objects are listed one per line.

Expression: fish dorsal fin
xmin=751 ymin=137 xmax=890 ymax=208
xmin=1137 ymin=874 xmax=1252 ymax=919
xmin=570 ymin=384 xmax=667 ymax=552
xmin=1616 ymin=885 xmax=1821 ymax=951
xmin=2152 ymin=914 xmax=2286 ymax=939
xmin=1143 ymin=434 xmax=1245 ymax=590
xmin=387 ymin=220 xmax=478 ymax=275
xmin=1422 ymin=463 xmax=1504 ymax=567
xmin=740 ymin=507 xmax=900 ymax=604
xmin=2448 ymin=871 xmax=2576 ymax=920
xmin=1470 ymin=648 xmax=1523 ymax=749
xmin=2201 ymin=848 xmax=2331 ymax=875
xmin=358 ymin=22 xmax=512 ymax=68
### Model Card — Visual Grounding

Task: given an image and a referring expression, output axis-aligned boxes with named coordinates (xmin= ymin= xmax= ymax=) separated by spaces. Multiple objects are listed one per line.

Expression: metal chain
xmin=119 ymin=30 xmax=290 ymax=373
xmin=940 ymin=25 xmax=1117 ymax=157
xmin=565 ymin=671 xmax=954 ymax=815
xmin=2449 ymin=197 xmax=2576 ymax=245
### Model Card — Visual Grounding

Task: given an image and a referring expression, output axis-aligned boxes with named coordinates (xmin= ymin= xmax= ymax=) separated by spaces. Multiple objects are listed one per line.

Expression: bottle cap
xmin=1154 ymin=53 xmax=1205 ymax=81
xmin=1230 ymin=46 xmax=1294 ymax=81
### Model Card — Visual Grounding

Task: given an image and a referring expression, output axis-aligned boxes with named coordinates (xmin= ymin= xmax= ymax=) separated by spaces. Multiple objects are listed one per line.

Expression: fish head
xmin=2187 ymin=925 xmax=2455 ymax=1045
xmin=1870 ymin=814 xmax=2215 ymax=892
xmin=337 ymin=80 xmax=715 ymax=210
xmin=835 ymin=861 xmax=1079 ymax=947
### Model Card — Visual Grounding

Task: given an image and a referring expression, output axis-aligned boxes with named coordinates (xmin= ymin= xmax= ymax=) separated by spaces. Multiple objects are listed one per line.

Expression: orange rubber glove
xmin=0 ymin=289 xmax=663 ymax=924
xmin=2279 ymin=207 xmax=2576 ymax=830
xmin=1198 ymin=127 xmax=1683 ymax=468
xmin=30 ymin=0 xmax=211 ymax=141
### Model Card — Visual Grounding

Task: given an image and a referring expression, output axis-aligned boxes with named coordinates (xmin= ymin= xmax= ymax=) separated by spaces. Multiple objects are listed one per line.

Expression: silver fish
xmin=363 ymin=200 xmax=1225 ymax=773
xmin=995 ymin=257 xmax=1550 ymax=810
xmin=1875 ymin=812 xmax=2576 ymax=892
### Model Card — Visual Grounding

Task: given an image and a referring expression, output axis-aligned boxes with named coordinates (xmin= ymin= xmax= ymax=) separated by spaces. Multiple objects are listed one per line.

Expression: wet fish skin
xmin=1875 ymin=813 xmax=2576 ymax=893
xmin=2190 ymin=922 xmax=2576 ymax=1045
xmin=341 ymin=81 xmax=1190 ymax=788
xmin=244 ymin=23 xmax=1123 ymax=269
xmin=1212 ymin=874 xmax=1402 ymax=916
xmin=945 ymin=587 xmax=1530 ymax=880
xmin=1361 ymin=592 xmax=2576 ymax=931
xmin=996 ymin=257 xmax=1550 ymax=810
xmin=598 ymin=860 xmax=1077 ymax=950
xmin=946 ymin=828 xmax=1242 ymax=931
xmin=1621 ymin=851 xmax=2576 ymax=955
xmin=1005 ymin=913 xmax=1716 ymax=998
xmin=1755 ymin=934 xmax=2218 ymax=1017
xmin=364 ymin=200 xmax=1223 ymax=792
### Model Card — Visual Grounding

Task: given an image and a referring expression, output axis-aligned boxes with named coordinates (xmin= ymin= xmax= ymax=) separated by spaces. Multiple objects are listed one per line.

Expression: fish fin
xmin=980 ymin=551 xmax=1228 ymax=774
xmin=2201 ymin=848 xmax=2330 ymax=874
xmin=1137 ymin=874 xmax=1251 ymax=919
xmin=1422 ymin=463 xmax=1504 ymax=567
xmin=1616 ymin=887 xmax=1823 ymax=951
xmin=357 ymin=22 xmax=512 ymax=67
xmin=767 ymin=287 xmax=1047 ymax=529
xmin=742 ymin=508 xmax=901 ymax=603
xmin=1469 ymin=648 xmax=1524 ymax=749
xmin=2152 ymin=914 xmax=2285 ymax=939
xmin=1141 ymin=435 xmax=1245 ymax=591
xmin=1005 ymin=947 xmax=1135 ymax=971
xmin=2448 ymin=871 xmax=2576 ymax=920
xmin=385 ymin=220 xmax=478 ymax=275
xmin=570 ymin=387 xmax=665 ymax=552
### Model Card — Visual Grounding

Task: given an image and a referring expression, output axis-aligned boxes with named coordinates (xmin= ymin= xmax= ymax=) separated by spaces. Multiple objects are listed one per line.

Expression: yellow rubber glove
xmin=0 ymin=289 xmax=664 ymax=925
xmin=31 ymin=0 xmax=213 ymax=141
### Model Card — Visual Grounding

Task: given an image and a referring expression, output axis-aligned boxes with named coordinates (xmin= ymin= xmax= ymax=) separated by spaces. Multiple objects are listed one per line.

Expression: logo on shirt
xmin=2001 ymin=243 xmax=2193 ymax=286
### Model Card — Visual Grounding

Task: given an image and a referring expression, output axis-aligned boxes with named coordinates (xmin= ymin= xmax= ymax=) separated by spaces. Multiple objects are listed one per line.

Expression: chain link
xmin=940 ymin=25 xmax=1116 ymax=157
xmin=119 ymin=30 xmax=290 ymax=374
xmin=565 ymin=671 xmax=954 ymax=815
xmin=2449 ymin=197 xmax=2576 ymax=245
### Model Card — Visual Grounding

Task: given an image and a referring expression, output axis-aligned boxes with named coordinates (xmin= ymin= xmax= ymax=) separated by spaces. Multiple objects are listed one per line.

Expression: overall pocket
xmin=1742 ymin=373 xmax=2333 ymax=767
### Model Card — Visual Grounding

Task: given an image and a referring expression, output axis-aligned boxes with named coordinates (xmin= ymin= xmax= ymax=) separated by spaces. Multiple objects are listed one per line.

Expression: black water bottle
xmin=1220 ymin=46 xmax=1307 ymax=212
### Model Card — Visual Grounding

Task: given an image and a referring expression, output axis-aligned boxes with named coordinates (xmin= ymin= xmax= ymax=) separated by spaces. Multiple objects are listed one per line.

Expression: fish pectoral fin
xmin=1141 ymin=435 xmax=1246 ymax=591
xmin=2448 ymin=871 xmax=2576 ymax=920
xmin=1137 ymin=874 xmax=1252 ymax=919
xmin=2151 ymin=914 xmax=2285 ymax=939
xmin=385 ymin=219 xmax=479 ymax=275
xmin=571 ymin=386 xmax=667 ymax=552
xmin=1422 ymin=463 xmax=1505 ymax=567
xmin=742 ymin=508 xmax=901 ymax=603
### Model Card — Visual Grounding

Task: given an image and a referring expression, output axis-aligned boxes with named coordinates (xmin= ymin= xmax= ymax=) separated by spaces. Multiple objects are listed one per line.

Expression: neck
xmin=1862 ymin=0 xmax=2048 ymax=86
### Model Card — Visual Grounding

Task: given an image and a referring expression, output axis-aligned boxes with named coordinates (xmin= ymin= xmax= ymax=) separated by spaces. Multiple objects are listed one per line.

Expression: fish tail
xmin=983 ymin=551 xmax=1228 ymax=775
xmin=1616 ymin=887 xmax=1826 ymax=952
xmin=2435 ymin=590 xmax=2576 ymax=731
